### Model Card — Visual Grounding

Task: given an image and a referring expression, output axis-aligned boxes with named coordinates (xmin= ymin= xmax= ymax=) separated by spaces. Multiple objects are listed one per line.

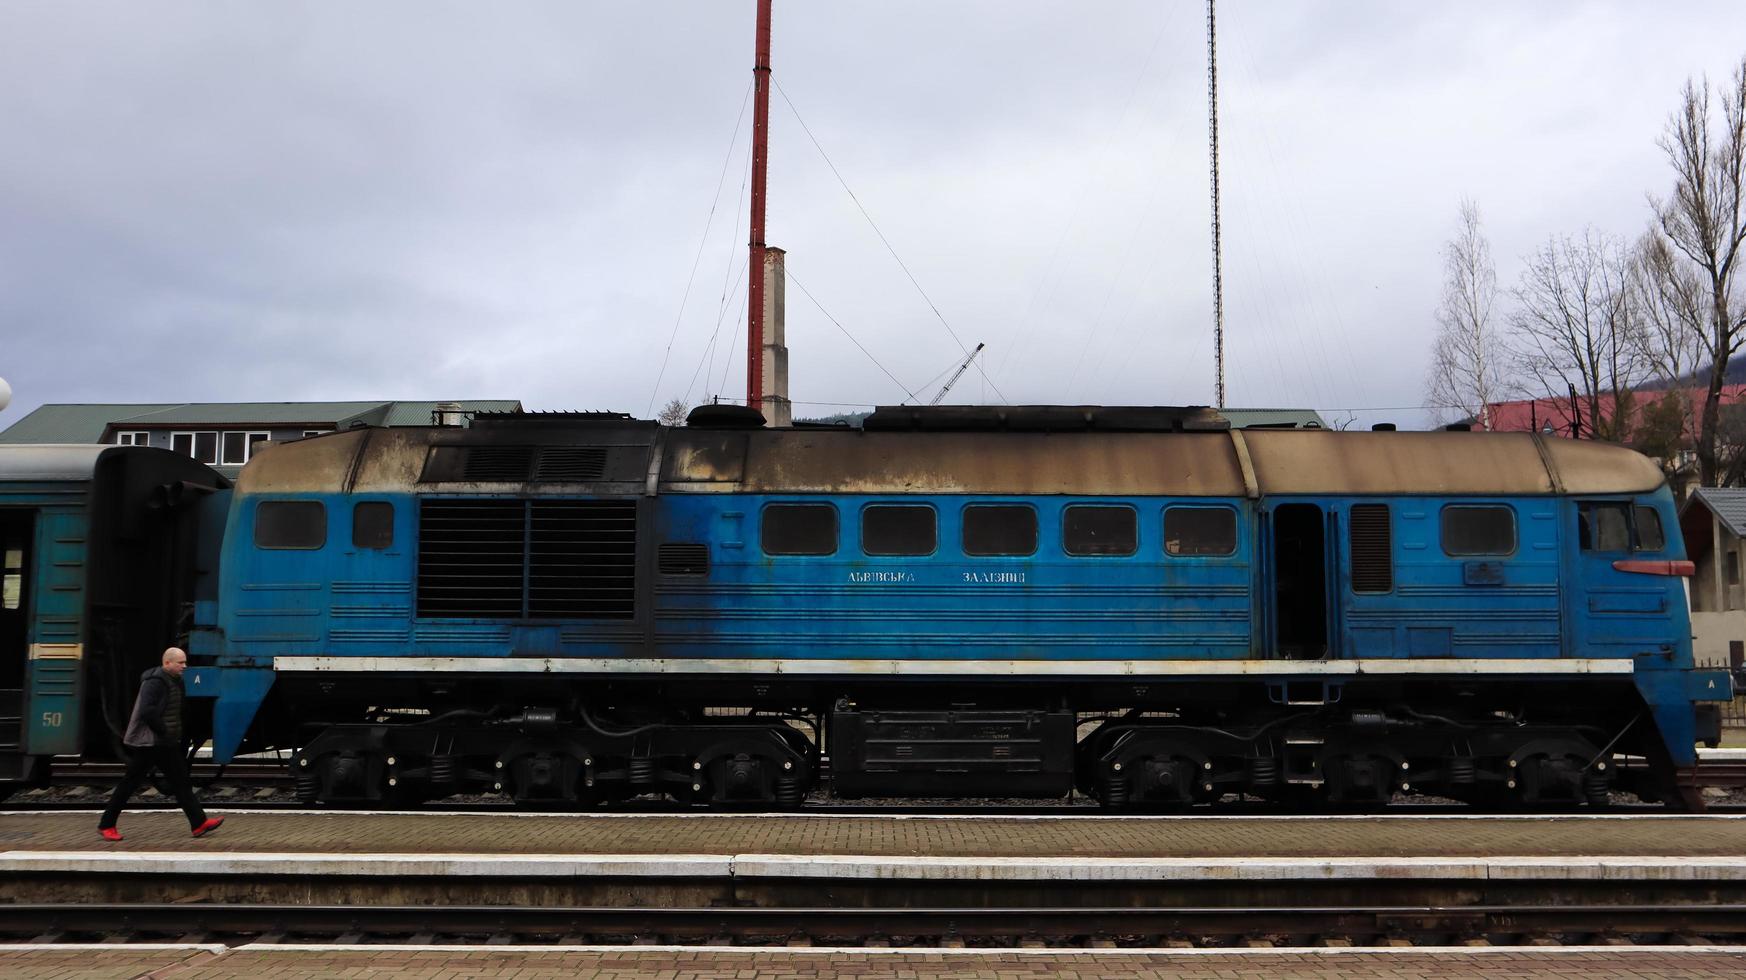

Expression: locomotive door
xmin=1265 ymin=502 xmax=1332 ymax=660
xmin=0 ymin=510 xmax=32 ymax=751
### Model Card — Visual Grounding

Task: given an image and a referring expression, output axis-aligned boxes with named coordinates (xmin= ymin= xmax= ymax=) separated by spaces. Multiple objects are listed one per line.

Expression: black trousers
xmin=99 ymin=744 xmax=207 ymax=830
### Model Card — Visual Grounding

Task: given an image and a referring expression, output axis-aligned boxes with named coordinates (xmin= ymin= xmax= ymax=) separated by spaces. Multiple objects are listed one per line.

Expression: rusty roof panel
xmin=236 ymin=421 xmax=1667 ymax=498
xmin=727 ymin=431 xmax=1247 ymax=495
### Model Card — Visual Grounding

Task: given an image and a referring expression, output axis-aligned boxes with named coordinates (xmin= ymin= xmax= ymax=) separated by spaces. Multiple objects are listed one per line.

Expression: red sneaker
xmin=99 ymin=827 xmax=123 ymax=842
xmin=191 ymin=817 xmax=224 ymax=838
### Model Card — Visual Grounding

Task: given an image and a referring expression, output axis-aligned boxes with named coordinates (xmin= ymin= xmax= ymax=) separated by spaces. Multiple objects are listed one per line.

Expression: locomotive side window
xmin=352 ymin=502 xmax=394 ymax=550
xmin=1063 ymin=504 xmax=1137 ymax=556
xmin=963 ymin=504 xmax=1037 ymax=556
xmin=1441 ymin=505 xmax=1515 ymax=556
xmin=762 ymin=504 xmax=838 ymax=556
xmin=862 ymin=505 xmax=936 ymax=556
xmin=1164 ymin=506 xmax=1237 ymax=556
xmin=1634 ymin=506 xmax=1666 ymax=551
xmin=255 ymin=501 xmax=326 ymax=550
xmin=1578 ymin=502 xmax=1632 ymax=552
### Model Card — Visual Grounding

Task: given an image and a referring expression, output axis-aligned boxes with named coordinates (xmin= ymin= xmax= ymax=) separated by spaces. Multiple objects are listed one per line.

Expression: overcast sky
xmin=1 ymin=2 xmax=1743 ymax=431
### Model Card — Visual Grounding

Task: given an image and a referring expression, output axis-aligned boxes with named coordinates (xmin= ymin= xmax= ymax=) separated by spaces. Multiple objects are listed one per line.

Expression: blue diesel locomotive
xmin=0 ymin=406 xmax=1733 ymax=808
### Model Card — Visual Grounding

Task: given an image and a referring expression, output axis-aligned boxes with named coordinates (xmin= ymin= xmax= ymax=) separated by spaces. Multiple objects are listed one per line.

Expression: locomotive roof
xmin=234 ymin=421 xmax=1667 ymax=498
xmin=0 ymin=443 xmax=117 ymax=481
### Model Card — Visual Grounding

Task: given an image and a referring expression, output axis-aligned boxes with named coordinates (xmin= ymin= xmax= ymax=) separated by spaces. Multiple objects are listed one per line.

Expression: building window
xmin=962 ymin=504 xmax=1038 ymax=557
xmin=171 ymin=431 xmax=219 ymax=465
xmin=115 ymin=431 xmax=151 ymax=447
xmin=862 ymin=504 xmax=935 ymax=556
xmin=302 ymin=430 xmax=326 ymax=439
xmin=761 ymin=503 xmax=838 ymax=556
xmin=1731 ymin=553 xmax=1742 ymax=587
xmin=1441 ymin=505 xmax=1516 ymax=556
xmin=255 ymin=501 xmax=326 ymax=550
xmin=221 ymin=431 xmax=272 ymax=466
xmin=352 ymin=502 xmax=394 ymax=550
xmin=1063 ymin=504 xmax=1137 ymax=556
xmin=1164 ymin=506 xmax=1238 ymax=556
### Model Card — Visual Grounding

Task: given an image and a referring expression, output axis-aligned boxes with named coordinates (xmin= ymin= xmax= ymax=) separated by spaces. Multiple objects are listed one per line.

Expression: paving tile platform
xmin=5 ymin=945 xmax=1746 ymax=980
xmin=7 ymin=810 xmax=1746 ymax=860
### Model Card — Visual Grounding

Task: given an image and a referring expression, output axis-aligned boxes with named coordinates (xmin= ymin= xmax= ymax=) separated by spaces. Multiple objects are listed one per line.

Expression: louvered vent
xmin=658 ymin=543 xmax=710 ymax=576
xmin=417 ymin=500 xmax=526 ymax=617
xmin=527 ymin=500 xmax=637 ymax=618
xmin=1349 ymin=504 xmax=1393 ymax=594
xmin=535 ymin=447 xmax=608 ymax=481
xmin=462 ymin=446 xmax=536 ymax=482
xmin=417 ymin=498 xmax=637 ymax=619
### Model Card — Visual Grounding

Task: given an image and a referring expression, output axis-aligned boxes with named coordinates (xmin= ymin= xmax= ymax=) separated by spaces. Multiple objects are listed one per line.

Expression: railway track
xmin=4 ymin=902 xmax=1745 ymax=948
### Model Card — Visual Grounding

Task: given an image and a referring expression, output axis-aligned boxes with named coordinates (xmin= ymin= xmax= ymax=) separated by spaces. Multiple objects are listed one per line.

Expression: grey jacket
xmin=122 ymin=667 xmax=184 ymax=748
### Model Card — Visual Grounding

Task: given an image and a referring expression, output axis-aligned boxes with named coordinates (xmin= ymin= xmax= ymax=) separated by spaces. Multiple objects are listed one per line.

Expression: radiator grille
xmin=528 ymin=500 xmax=636 ymax=618
xmin=417 ymin=500 xmax=526 ymax=617
xmin=417 ymin=498 xmax=636 ymax=619
xmin=658 ymin=543 xmax=710 ymax=576
xmin=1349 ymin=503 xmax=1393 ymax=593
xmin=462 ymin=446 xmax=537 ymax=482
xmin=534 ymin=447 xmax=608 ymax=481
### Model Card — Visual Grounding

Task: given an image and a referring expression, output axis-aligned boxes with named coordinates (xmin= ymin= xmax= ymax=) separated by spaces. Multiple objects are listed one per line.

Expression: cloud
xmin=0 ymin=1 xmax=1742 ymax=431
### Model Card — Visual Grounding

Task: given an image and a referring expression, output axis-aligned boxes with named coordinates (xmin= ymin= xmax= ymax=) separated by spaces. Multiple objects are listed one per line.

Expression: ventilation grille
xmin=462 ymin=447 xmax=536 ymax=482
xmin=417 ymin=500 xmax=526 ymax=617
xmin=417 ymin=498 xmax=637 ymax=619
xmin=1349 ymin=504 xmax=1393 ymax=594
xmin=658 ymin=543 xmax=710 ymax=576
xmin=528 ymin=500 xmax=636 ymax=618
xmin=535 ymin=447 xmax=608 ymax=481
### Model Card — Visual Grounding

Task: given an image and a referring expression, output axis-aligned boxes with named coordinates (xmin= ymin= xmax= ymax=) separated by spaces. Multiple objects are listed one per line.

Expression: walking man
xmin=98 ymin=647 xmax=224 ymax=841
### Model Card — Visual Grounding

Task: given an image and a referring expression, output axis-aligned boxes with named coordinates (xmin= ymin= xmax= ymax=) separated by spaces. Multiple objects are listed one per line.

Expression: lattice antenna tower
xmin=1207 ymin=0 xmax=1226 ymax=409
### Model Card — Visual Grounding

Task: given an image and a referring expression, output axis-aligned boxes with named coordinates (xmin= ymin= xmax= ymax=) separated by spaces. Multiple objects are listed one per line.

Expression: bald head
xmin=162 ymin=647 xmax=187 ymax=677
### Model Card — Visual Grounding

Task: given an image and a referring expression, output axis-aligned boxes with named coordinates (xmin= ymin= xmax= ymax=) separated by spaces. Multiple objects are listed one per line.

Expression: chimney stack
xmin=759 ymin=247 xmax=791 ymax=427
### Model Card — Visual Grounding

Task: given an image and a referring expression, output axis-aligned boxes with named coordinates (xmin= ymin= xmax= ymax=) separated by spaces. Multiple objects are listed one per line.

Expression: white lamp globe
xmin=0 ymin=377 xmax=10 ymax=413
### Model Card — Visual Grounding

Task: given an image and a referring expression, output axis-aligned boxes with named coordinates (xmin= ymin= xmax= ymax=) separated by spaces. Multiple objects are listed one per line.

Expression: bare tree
xmin=1646 ymin=56 xmax=1746 ymax=486
xmin=657 ymin=398 xmax=689 ymax=426
xmin=1425 ymin=199 xmax=1508 ymax=427
xmin=1508 ymin=229 xmax=1644 ymax=442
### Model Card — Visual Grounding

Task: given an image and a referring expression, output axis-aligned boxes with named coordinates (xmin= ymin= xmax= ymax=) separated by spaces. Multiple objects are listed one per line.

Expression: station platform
xmin=3 ymin=943 xmax=1745 ymax=980
xmin=4 ymin=809 xmax=1746 ymax=883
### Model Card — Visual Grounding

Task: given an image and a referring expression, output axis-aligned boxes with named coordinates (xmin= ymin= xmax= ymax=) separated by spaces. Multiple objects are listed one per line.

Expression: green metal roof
xmin=0 ymin=400 xmax=523 ymax=443
xmin=0 ymin=404 xmax=177 ymax=443
xmin=1222 ymin=408 xmax=1328 ymax=429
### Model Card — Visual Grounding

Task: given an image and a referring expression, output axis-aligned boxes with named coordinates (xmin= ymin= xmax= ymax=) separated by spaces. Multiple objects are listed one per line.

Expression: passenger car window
xmin=1063 ymin=504 xmax=1137 ymax=556
xmin=1441 ymin=505 xmax=1515 ymax=556
xmin=1578 ymin=503 xmax=1632 ymax=552
xmin=352 ymin=502 xmax=394 ymax=550
xmin=761 ymin=503 xmax=838 ymax=556
xmin=962 ymin=505 xmax=1038 ymax=557
xmin=255 ymin=501 xmax=327 ymax=550
xmin=862 ymin=505 xmax=935 ymax=556
xmin=1164 ymin=506 xmax=1237 ymax=556
xmin=1634 ymin=506 xmax=1666 ymax=551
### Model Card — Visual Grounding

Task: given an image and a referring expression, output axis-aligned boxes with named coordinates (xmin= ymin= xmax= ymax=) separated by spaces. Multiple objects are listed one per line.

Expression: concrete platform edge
xmin=7 ymin=851 xmax=1746 ymax=881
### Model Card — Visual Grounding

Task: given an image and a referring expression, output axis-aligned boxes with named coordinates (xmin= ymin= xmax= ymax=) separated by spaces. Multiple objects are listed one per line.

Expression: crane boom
xmin=929 ymin=342 xmax=986 ymax=405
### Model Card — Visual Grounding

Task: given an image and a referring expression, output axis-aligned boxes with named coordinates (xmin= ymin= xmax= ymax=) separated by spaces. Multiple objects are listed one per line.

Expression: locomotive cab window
xmin=1441 ymin=505 xmax=1515 ymax=556
xmin=1164 ymin=506 xmax=1238 ymax=556
xmin=762 ymin=503 xmax=838 ymax=556
xmin=862 ymin=504 xmax=936 ymax=556
xmin=255 ymin=501 xmax=326 ymax=550
xmin=963 ymin=504 xmax=1037 ymax=557
xmin=1063 ymin=504 xmax=1137 ymax=556
xmin=1577 ymin=502 xmax=1633 ymax=552
xmin=1634 ymin=506 xmax=1666 ymax=551
xmin=352 ymin=502 xmax=394 ymax=550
